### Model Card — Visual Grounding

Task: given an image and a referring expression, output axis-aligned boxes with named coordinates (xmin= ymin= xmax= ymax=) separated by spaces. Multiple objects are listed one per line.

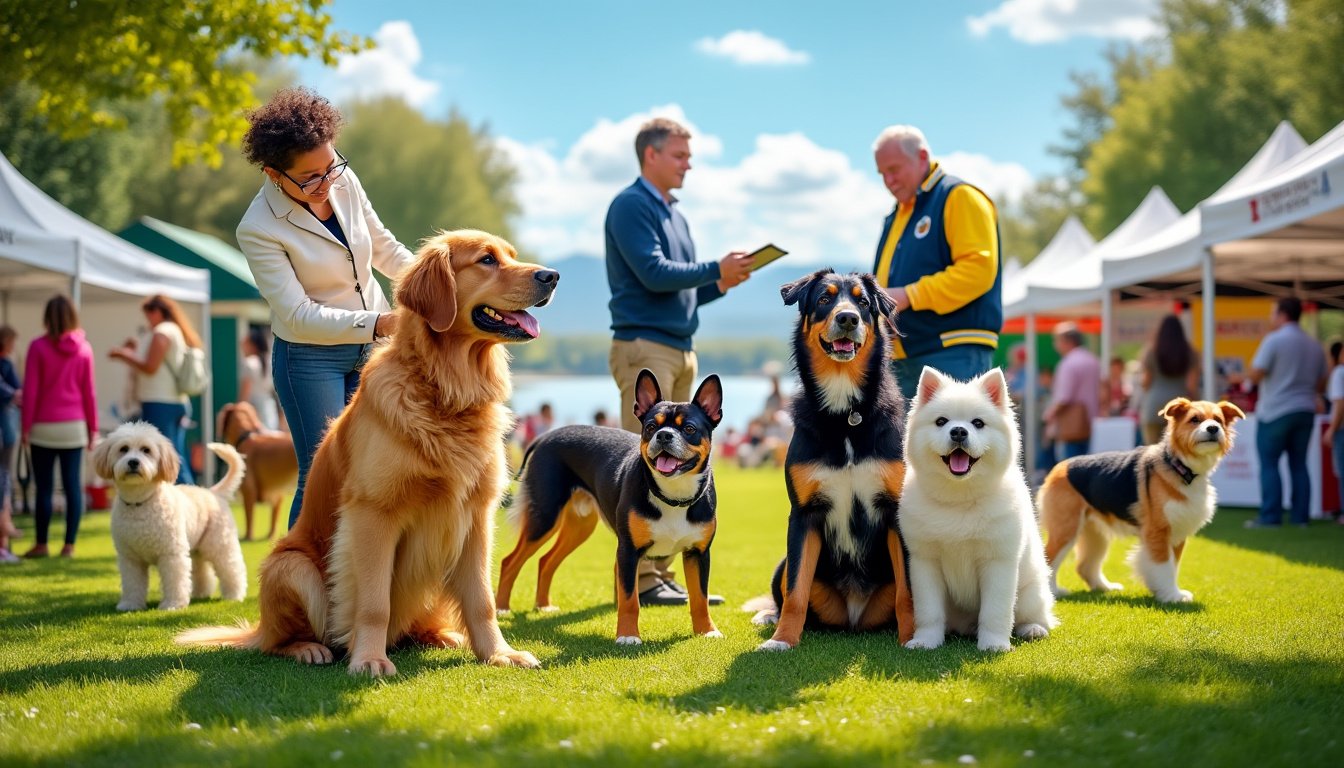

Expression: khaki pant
xmin=610 ymin=338 xmax=698 ymax=592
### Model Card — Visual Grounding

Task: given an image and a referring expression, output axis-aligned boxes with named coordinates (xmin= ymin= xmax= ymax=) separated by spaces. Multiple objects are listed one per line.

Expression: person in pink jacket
xmin=21 ymin=295 xmax=98 ymax=558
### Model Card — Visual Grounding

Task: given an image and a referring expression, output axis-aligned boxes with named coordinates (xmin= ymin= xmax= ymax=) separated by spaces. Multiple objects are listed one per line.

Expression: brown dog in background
xmin=178 ymin=230 xmax=557 ymax=675
xmin=215 ymin=401 xmax=297 ymax=541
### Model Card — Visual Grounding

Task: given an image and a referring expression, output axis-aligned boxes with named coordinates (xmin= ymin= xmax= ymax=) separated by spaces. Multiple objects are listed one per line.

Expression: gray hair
xmin=635 ymin=118 xmax=692 ymax=166
xmin=872 ymin=125 xmax=930 ymax=158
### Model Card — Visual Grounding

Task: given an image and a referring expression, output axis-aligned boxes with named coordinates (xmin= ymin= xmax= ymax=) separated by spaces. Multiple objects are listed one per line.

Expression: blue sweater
xmin=0 ymin=358 xmax=19 ymax=407
xmin=605 ymin=179 xmax=723 ymax=351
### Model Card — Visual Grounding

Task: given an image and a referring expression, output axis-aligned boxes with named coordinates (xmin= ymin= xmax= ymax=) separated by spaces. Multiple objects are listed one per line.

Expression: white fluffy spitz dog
xmin=899 ymin=367 xmax=1057 ymax=652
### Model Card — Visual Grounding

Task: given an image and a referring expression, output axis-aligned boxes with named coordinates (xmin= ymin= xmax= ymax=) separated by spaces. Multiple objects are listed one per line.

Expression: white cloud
xmin=967 ymin=0 xmax=1159 ymax=44
xmin=332 ymin=21 xmax=439 ymax=107
xmin=694 ymin=30 xmax=811 ymax=66
xmin=939 ymin=152 xmax=1035 ymax=204
xmin=498 ymin=109 xmax=1035 ymax=267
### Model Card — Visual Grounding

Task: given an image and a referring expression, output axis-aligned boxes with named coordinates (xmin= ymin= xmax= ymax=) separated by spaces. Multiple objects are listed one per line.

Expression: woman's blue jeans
xmin=273 ymin=338 xmax=370 ymax=529
xmin=1334 ymin=429 xmax=1344 ymax=517
xmin=31 ymin=445 xmax=83 ymax=546
xmin=140 ymin=401 xmax=192 ymax=485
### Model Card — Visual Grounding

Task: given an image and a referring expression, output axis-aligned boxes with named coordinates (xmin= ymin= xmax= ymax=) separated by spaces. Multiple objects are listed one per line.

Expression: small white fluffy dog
xmin=91 ymin=421 xmax=248 ymax=611
xmin=899 ymin=367 xmax=1057 ymax=652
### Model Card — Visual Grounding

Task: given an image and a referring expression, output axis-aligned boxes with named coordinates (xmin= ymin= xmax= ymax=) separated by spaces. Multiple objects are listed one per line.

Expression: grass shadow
xmin=1200 ymin=506 xmax=1344 ymax=572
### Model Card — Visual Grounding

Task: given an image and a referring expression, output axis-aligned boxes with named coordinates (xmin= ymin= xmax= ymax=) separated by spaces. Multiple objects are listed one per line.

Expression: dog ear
xmin=977 ymin=368 xmax=1009 ymax=408
xmin=156 ymin=435 xmax=181 ymax=485
xmin=90 ymin=437 xmax=115 ymax=480
xmin=1218 ymin=400 xmax=1246 ymax=423
xmin=860 ymin=273 xmax=898 ymax=326
xmin=692 ymin=374 xmax=724 ymax=427
xmin=916 ymin=366 xmax=947 ymax=406
xmin=1159 ymin=397 xmax=1192 ymax=422
xmin=215 ymin=404 xmax=234 ymax=440
xmin=396 ymin=237 xmax=458 ymax=333
xmin=780 ymin=269 xmax=832 ymax=309
xmin=633 ymin=369 xmax=663 ymax=421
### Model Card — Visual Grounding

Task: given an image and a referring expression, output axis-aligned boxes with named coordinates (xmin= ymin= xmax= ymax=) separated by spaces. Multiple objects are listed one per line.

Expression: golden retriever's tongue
xmin=655 ymin=455 xmax=681 ymax=473
xmin=832 ymin=339 xmax=855 ymax=353
xmin=948 ymin=450 xmax=971 ymax=474
xmin=497 ymin=309 xmax=540 ymax=338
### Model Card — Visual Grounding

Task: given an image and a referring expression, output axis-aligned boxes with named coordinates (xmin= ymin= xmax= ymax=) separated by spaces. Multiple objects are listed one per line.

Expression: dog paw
xmin=1014 ymin=623 xmax=1050 ymax=641
xmin=905 ymin=632 xmax=945 ymax=650
xmin=417 ymin=630 xmax=465 ymax=649
xmin=1089 ymin=579 xmax=1124 ymax=592
xmin=348 ymin=656 xmax=398 ymax=677
xmin=1156 ymin=589 xmax=1194 ymax=604
xmin=756 ymin=639 xmax=793 ymax=652
xmin=496 ymin=608 xmax=511 ymax=616
xmin=701 ymin=630 xmax=725 ymax=639
xmin=291 ymin=642 xmax=334 ymax=665
xmin=537 ymin=605 xmax=561 ymax=614
xmin=1050 ymin=585 xmax=1070 ymax=598
xmin=750 ymin=610 xmax=779 ymax=626
xmin=977 ymin=636 xmax=1013 ymax=653
xmin=615 ymin=635 xmax=643 ymax=646
xmin=488 ymin=649 xmax=541 ymax=668
xmin=115 ymin=601 xmax=145 ymax=612
xmin=157 ymin=601 xmax=188 ymax=611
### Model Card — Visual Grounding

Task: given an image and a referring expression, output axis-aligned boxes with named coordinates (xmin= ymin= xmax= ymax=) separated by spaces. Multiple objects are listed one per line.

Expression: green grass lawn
xmin=2 ymin=465 xmax=1343 ymax=767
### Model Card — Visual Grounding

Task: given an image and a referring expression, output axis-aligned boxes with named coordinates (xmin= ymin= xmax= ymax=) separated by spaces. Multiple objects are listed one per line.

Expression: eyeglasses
xmin=279 ymin=150 xmax=348 ymax=193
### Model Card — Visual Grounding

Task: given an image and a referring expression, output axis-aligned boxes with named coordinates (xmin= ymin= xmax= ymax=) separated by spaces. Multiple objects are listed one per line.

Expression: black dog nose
xmin=836 ymin=311 xmax=859 ymax=331
xmin=534 ymin=269 xmax=559 ymax=286
xmin=127 ymin=458 xmax=140 ymax=470
xmin=656 ymin=430 xmax=673 ymax=443
xmin=950 ymin=426 xmax=968 ymax=443
xmin=1206 ymin=424 xmax=1220 ymax=435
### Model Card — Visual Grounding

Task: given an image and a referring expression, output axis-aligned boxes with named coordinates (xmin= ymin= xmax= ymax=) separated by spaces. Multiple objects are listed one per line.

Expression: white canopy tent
xmin=1001 ymin=216 xmax=1095 ymax=479
xmin=0 ymin=152 xmax=216 ymax=479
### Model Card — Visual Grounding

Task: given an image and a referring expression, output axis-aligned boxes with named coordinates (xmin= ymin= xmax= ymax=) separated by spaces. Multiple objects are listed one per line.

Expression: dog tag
xmin=848 ymin=411 xmax=862 ymax=427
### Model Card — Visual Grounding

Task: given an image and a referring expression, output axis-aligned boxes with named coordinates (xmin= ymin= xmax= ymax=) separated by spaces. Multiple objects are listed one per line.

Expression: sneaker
xmin=660 ymin=579 xmax=726 ymax=606
xmin=0 ymin=549 xmax=20 ymax=564
xmin=21 ymin=544 xmax=49 ymax=558
xmin=638 ymin=580 xmax=689 ymax=607
xmin=59 ymin=544 xmax=75 ymax=558
xmin=1243 ymin=519 xmax=1281 ymax=529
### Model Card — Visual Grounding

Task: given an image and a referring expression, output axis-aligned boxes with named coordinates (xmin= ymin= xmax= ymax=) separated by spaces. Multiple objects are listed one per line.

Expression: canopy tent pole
xmin=71 ymin=239 xmax=82 ymax=308
xmin=1100 ymin=288 xmax=1113 ymax=392
xmin=1201 ymin=248 xmax=1216 ymax=401
xmin=1024 ymin=312 xmax=1039 ymax=484
xmin=200 ymin=297 xmax=215 ymax=485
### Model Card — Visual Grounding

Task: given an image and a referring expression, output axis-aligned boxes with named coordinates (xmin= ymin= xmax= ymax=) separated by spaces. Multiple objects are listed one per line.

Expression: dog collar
xmin=1164 ymin=451 xmax=1197 ymax=485
xmin=232 ymin=430 xmax=257 ymax=449
xmin=649 ymin=471 xmax=710 ymax=508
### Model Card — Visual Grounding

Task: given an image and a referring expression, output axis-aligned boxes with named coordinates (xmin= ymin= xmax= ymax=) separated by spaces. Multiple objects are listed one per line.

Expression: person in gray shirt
xmin=1242 ymin=297 xmax=1327 ymax=528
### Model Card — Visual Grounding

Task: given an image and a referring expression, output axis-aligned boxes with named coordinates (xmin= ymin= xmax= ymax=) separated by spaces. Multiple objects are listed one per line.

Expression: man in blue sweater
xmin=606 ymin=117 xmax=753 ymax=606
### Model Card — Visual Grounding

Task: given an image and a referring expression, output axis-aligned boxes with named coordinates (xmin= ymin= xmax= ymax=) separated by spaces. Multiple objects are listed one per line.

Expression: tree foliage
xmin=1059 ymin=0 xmax=1344 ymax=236
xmin=339 ymin=98 xmax=521 ymax=249
xmin=0 ymin=0 xmax=366 ymax=165
xmin=999 ymin=176 xmax=1089 ymax=265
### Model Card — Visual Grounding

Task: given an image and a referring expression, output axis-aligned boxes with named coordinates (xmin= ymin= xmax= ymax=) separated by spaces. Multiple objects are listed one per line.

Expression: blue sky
xmin=301 ymin=0 xmax=1161 ymax=263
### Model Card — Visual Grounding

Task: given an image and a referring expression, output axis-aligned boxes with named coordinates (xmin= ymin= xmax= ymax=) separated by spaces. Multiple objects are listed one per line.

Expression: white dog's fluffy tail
xmin=175 ymin=619 xmax=262 ymax=649
xmin=206 ymin=443 xmax=247 ymax=500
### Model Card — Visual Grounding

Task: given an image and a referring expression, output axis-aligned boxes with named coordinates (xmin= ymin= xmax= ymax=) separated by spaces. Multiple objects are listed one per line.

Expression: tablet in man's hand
xmin=748 ymin=244 xmax=788 ymax=271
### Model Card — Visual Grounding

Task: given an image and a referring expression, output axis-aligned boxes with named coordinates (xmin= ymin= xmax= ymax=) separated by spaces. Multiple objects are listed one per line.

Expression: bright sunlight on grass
xmin=2 ymin=465 xmax=1343 ymax=766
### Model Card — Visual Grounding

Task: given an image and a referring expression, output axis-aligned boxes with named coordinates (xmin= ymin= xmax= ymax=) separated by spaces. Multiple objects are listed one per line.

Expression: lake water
xmin=510 ymin=374 xmax=796 ymax=434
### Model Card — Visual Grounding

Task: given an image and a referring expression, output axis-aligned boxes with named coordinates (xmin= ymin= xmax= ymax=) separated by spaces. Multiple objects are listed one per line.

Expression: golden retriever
xmin=215 ymin=401 xmax=297 ymax=541
xmin=179 ymin=230 xmax=558 ymax=674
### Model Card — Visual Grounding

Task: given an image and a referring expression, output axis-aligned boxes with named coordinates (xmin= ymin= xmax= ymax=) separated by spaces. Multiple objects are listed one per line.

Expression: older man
xmin=871 ymin=125 xmax=1002 ymax=400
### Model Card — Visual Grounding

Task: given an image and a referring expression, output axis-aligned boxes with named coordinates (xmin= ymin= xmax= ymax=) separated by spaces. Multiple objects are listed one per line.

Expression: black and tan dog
xmin=496 ymin=369 xmax=724 ymax=645
xmin=1039 ymin=397 xmax=1244 ymax=604
xmin=751 ymin=269 xmax=914 ymax=651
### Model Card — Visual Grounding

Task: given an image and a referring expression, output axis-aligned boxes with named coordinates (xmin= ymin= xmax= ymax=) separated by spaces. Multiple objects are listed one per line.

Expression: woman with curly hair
xmin=236 ymin=87 xmax=415 ymax=528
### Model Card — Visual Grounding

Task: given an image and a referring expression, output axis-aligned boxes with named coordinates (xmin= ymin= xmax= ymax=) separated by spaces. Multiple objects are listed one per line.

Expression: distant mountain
xmin=537 ymin=254 xmax=870 ymax=341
